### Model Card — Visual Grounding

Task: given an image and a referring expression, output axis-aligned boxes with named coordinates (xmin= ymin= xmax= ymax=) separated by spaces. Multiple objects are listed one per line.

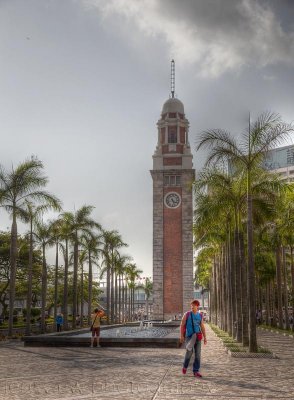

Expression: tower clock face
xmin=164 ymin=192 xmax=181 ymax=208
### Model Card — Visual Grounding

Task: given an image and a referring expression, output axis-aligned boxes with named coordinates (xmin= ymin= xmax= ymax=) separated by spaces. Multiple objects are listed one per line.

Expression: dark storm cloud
xmin=158 ymin=0 xmax=294 ymax=70
xmin=86 ymin=0 xmax=294 ymax=77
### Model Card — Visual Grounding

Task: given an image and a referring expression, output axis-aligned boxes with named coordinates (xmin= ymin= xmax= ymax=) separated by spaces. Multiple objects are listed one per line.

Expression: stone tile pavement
xmin=0 ymin=324 xmax=293 ymax=400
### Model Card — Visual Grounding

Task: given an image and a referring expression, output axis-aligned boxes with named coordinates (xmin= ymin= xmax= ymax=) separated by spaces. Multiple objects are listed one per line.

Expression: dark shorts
xmin=92 ymin=327 xmax=100 ymax=337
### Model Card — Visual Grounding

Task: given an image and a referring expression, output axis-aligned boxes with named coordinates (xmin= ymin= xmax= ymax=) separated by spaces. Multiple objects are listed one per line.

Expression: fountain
xmin=23 ymin=320 xmax=181 ymax=348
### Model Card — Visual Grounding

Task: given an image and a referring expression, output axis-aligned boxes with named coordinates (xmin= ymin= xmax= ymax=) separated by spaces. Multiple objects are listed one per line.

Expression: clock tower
xmin=151 ymin=61 xmax=195 ymax=320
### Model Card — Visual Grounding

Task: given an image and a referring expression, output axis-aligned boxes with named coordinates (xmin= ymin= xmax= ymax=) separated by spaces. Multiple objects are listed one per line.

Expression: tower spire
xmin=171 ymin=59 xmax=175 ymax=98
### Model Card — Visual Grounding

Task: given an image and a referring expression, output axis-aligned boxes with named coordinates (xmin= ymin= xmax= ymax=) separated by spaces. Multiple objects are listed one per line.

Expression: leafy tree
xmin=0 ymin=232 xmax=42 ymax=321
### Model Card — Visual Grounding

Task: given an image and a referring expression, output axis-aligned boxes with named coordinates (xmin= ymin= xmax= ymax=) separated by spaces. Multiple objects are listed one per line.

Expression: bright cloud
xmin=82 ymin=0 xmax=294 ymax=78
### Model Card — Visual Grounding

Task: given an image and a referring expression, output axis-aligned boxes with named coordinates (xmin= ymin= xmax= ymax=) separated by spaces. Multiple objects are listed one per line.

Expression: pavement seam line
xmin=151 ymin=360 xmax=174 ymax=400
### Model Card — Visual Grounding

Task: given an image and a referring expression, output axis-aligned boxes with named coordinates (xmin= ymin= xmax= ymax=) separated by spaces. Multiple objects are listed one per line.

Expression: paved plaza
xmin=0 ymin=325 xmax=293 ymax=400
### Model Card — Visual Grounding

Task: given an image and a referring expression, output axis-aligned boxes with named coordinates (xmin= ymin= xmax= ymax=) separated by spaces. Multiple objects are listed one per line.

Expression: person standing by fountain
xmin=180 ymin=300 xmax=207 ymax=377
xmin=56 ymin=313 xmax=63 ymax=332
xmin=90 ymin=308 xmax=105 ymax=348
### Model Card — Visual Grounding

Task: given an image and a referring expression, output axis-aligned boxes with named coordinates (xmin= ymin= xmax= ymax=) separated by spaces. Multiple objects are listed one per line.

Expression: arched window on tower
xmin=168 ymin=127 xmax=177 ymax=144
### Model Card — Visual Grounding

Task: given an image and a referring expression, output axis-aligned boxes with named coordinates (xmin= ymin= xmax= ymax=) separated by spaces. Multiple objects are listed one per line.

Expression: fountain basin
xmin=23 ymin=323 xmax=181 ymax=348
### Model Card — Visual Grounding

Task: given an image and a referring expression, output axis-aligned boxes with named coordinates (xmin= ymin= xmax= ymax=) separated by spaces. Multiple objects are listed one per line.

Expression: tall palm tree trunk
xmin=114 ymin=272 xmax=118 ymax=323
xmin=265 ymin=282 xmax=270 ymax=325
xmin=256 ymin=283 xmax=262 ymax=322
xmin=118 ymin=274 xmax=121 ymax=323
xmin=124 ymin=279 xmax=128 ymax=322
xmin=111 ymin=266 xmax=114 ymax=323
xmin=235 ymin=229 xmax=242 ymax=342
xmin=25 ymin=219 xmax=33 ymax=335
xmin=41 ymin=243 xmax=47 ymax=334
xmin=216 ymin=256 xmax=221 ymax=327
xmin=291 ymin=246 xmax=294 ymax=332
xmin=106 ymin=265 xmax=110 ymax=324
xmin=72 ymin=239 xmax=78 ymax=329
xmin=146 ymin=296 xmax=149 ymax=319
xmin=239 ymin=231 xmax=249 ymax=346
xmin=271 ymin=280 xmax=277 ymax=327
xmin=210 ymin=265 xmax=214 ymax=324
xmin=8 ymin=213 xmax=18 ymax=337
xmin=54 ymin=241 xmax=59 ymax=331
xmin=276 ymin=246 xmax=283 ymax=328
xmin=63 ymin=239 xmax=69 ymax=330
xmin=230 ymin=236 xmax=237 ymax=338
xmin=213 ymin=256 xmax=218 ymax=325
xmin=133 ymin=287 xmax=136 ymax=319
xmin=219 ymin=249 xmax=224 ymax=329
xmin=226 ymin=240 xmax=232 ymax=336
xmin=80 ymin=264 xmax=84 ymax=328
xmin=88 ymin=251 xmax=92 ymax=326
xmin=247 ymin=191 xmax=257 ymax=352
xmin=129 ymin=287 xmax=132 ymax=321
xmin=132 ymin=287 xmax=135 ymax=320
xmin=222 ymin=246 xmax=227 ymax=331
xmin=282 ymin=247 xmax=289 ymax=329
xmin=121 ymin=276 xmax=124 ymax=323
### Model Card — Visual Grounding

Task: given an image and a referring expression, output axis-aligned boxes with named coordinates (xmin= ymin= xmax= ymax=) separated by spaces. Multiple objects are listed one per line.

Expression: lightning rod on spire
xmin=171 ymin=59 xmax=175 ymax=98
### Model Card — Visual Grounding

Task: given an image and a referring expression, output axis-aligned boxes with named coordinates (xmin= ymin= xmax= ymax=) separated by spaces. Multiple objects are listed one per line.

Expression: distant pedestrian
xmin=180 ymin=300 xmax=207 ymax=377
xmin=56 ymin=313 xmax=63 ymax=332
xmin=90 ymin=308 xmax=105 ymax=348
xmin=256 ymin=310 xmax=262 ymax=324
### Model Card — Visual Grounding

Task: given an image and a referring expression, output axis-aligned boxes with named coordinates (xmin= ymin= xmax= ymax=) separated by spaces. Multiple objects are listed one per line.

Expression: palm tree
xmin=58 ymin=215 xmax=73 ymax=330
xmin=77 ymin=249 xmax=88 ymax=328
xmin=142 ymin=278 xmax=153 ymax=319
xmin=100 ymin=230 xmax=127 ymax=323
xmin=33 ymin=220 xmax=55 ymax=333
xmin=21 ymin=201 xmax=61 ymax=335
xmin=60 ymin=206 xmax=100 ymax=329
xmin=197 ymin=112 xmax=293 ymax=351
xmin=125 ymin=263 xmax=142 ymax=320
xmin=80 ymin=232 xmax=103 ymax=325
xmin=0 ymin=157 xmax=61 ymax=336
xmin=193 ymin=187 xmax=223 ymax=324
xmin=195 ymin=168 xmax=244 ymax=338
xmin=49 ymin=218 xmax=64 ymax=331
xmin=278 ymin=187 xmax=294 ymax=330
xmin=197 ymin=165 xmax=286 ymax=342
xmin=113 ymin=254 xmax=132 ymax=323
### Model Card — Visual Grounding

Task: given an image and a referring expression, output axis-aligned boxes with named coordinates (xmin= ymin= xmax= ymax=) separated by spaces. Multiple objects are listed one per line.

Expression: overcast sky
xmin=0 ymin=0 xmax=294 ymax=277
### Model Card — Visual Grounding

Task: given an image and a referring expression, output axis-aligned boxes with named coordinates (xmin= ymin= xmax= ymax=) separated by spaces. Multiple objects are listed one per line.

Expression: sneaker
xmin=90 ymin=345 xmax=93 ymax=348
xmin=182 ymin=368 xmax=187 ymax=375
xmin=194 ymin=372 xmax=202 ymax=378
xmin=97 ymin=344 xmax=101 ymax=348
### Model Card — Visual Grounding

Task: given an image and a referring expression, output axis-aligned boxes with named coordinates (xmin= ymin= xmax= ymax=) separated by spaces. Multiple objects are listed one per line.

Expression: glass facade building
xmin=262 ymin=145 xmax=294 ymax=170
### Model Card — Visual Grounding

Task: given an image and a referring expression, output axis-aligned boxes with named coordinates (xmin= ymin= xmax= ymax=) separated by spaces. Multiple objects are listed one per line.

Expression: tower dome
xmin=162 ymin=97 xmax=184 ymax=115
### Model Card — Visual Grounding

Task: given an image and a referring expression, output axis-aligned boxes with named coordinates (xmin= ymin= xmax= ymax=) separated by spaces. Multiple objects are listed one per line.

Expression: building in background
xmin=262 ymin=144 xmax=294 ymax=182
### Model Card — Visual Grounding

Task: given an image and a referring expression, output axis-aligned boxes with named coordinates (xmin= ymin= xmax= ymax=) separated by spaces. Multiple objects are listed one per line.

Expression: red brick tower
xmin=151 ymin=62 xmax=195 ymax=320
